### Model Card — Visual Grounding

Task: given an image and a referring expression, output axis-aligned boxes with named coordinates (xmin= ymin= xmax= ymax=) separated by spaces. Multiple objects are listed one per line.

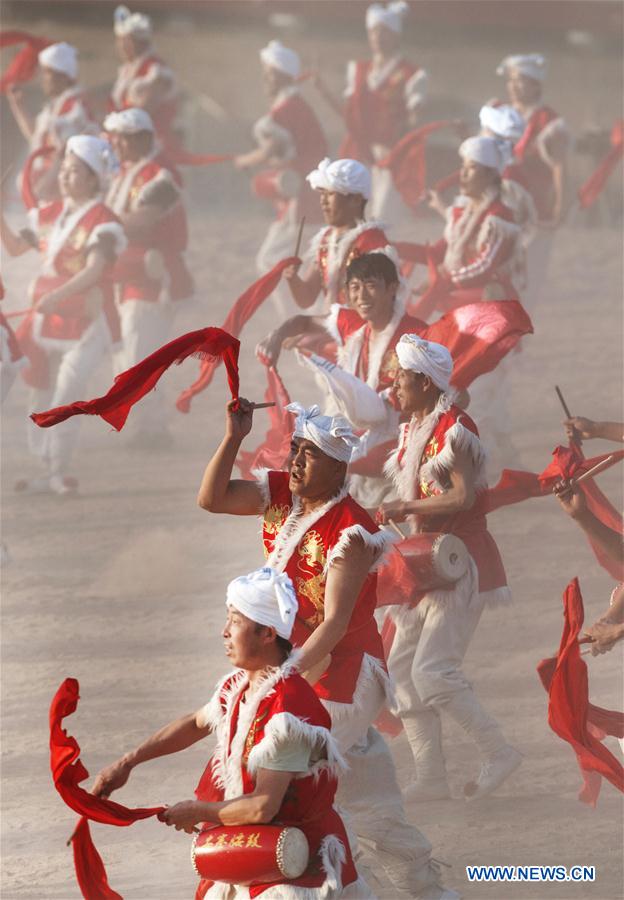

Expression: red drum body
xmin=191 ymin=824 xmax=310 ymax=886
xmin=402 ymin=532 xmax=469 ymax=590
xmin=252 ymin=168 xmax=302 ymax=202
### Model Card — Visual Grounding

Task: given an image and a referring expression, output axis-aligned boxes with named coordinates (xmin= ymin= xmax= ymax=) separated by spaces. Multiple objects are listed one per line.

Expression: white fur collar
xmin=42 ymin=198 xmax=100 ymax=275
xmin=106 ymin=149 xmax=158 ymax=214
xmin=337 ymin=291 xmax=406 ymax=389
xmin=310 ymin=219 xmax=386 ymax=304
xmin=443 ymin=185 xmax=500 ymax=273
xmin=266 ymin=485 xmax=349 ymax=572
xmin=384 ymin=392 xmax=453 ymax=501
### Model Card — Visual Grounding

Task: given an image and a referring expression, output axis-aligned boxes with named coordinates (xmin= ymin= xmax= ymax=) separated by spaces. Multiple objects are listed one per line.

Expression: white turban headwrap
xmin=65 ymin=135 xmax=119 ymax=186
xmin=366 ymin=2 xmax=409 ymax=33
xmin=103 ymin=107 xmax=154 ymax=134
xmin=286 ymin=402 xmax=360 ymax=463
xmin=259 ymin=40 xmax=301 ymax=80
xmin=459 ymin=135 xmax=512 ymax=174
xmin=497 ymin=53 xmax=546 ymax=83
xmin=396 ymin=334 xmax=453 ymax=393
xmin=306 ymin=157 xmax=371 ymax=200
xmin=114 ymin=5 xmax=152 ymax=39
xmin=38 ymin=43 xmax=78 ymax=80
xmin=226 ymin=567 xmax=298 ymax=641
xmin=479 ymin=104 xmax=525 ymax=143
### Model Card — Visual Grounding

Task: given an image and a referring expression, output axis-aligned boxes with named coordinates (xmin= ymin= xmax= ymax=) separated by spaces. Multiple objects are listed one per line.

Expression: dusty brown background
xmin=1 ymin=2 xmax=623 ymax=898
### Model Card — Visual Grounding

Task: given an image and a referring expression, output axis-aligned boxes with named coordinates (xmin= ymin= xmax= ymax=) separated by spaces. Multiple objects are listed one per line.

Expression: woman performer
xmin=1 ymin=136 xmax=125 ymax=495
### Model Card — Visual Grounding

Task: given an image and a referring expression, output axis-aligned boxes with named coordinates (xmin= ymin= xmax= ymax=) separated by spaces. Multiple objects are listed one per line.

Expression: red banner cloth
xmin=376 ymin=120 xmax=453 ymax=211
xmin=0 ymin=30 xmax=51 ymax=93
xmin=50 ymin=678 xmax=165 ymax=899
xmin=485 ymin=446 xmax=624 ymax=580
xmin=578 ymin=120 xmax=624 ymax=209
xmin=536 ymin=579 xmax=624 ymax=806
xmin=20 ymin=145 xmax=56 ymax=209
xmin=176 ymin=257 xmax=298 ymax=413
xmin=32 ymin=327 xmax=240 ymax=430
xmin=236 ymin=364 xmax=295 ymax=478
xmin=422 ymin=299 xmax=533 ymax=389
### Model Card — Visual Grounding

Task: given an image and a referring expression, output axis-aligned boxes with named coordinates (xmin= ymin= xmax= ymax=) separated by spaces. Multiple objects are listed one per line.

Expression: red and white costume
xmin=384 ymin=382 xmax=514 ymax=791
xmin=251 ymin=466 xmax=438 ymax=896
xmin=24 ymin=196 xmax=125 ymax=477
xmin=254 ymin=85 xmax=328 ymax=299
xmin=110 ymin=51 xmax=177 ymax=141
xmin=308 ymin=222 xmax=389 ymax=309
xmin=342 ymin=56 xmax=427 ymax=224
xmin=106 ymin=142 xmax=191 ymax=435
xmin=195 ymin=654 xmax=360 ymax=899
xmin=0 ymin=277 xmax=27 ymax=404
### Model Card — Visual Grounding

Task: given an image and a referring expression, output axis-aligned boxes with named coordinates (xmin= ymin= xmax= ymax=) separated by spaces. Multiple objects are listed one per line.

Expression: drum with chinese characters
xmin=252 ymin=168 xmax=302 ymax=203
xmin=191 ymin=824 xmax=310 ymax=886
xmin=401 ymin=532 xmax=469 ymax=589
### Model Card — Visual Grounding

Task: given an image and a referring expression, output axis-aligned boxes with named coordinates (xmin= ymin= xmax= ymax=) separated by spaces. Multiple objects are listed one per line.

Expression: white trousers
xmin=26 ymin=316 xmax=110 ymax=477
xmin=386 ymin=588 xmax=507 ymax=783
xmin=118 ymin=299 xmax=174 ymax=435
xmin=324 ymin=676 xmax=438 ymax=897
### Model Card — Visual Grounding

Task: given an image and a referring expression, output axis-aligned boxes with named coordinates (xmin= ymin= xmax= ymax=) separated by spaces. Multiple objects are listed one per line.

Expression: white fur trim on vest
xmin=252 ymin=466 xmax=272 ymax=513
xmin=247 ymin=711 xmax=348 ymax=779
xmin=337 ymin=291 xmax=406 ymax=389
xmin=86 ymin=221 xmax=127 ymax=257
xmin=384 ymin=392 xmax=454 ymax=501
xmin=405 ymin=68 xmax=428 ymax=110
xmin=310 ymin=220 xmax=387 ymax=305
xmin=264 ymin=486 xmax=350 ymax=573
xmin=443 ymin=186 xmax=499 ymax=273
xmin=253 ymin=113 xmax=296 ymax=163
xmin=325 ymin=523 xmax=396 ymax=573
xmin=419 ymin=418 xmax=488 ymax=493
xmin=322 ymin=652 xmax=393 ymax=725
xmin=535 ymin=116 xmax=571 ymax=168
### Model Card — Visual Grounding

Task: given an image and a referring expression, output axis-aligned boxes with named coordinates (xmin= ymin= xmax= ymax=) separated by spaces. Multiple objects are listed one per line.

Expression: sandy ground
xmin=1 ymin=5 xmax=623 ymax=899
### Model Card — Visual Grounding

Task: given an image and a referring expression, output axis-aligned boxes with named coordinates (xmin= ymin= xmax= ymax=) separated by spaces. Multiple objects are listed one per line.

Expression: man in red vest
xmin=92 ymin=566 xmax=365 ymax=899
xmin=196 ymin=399 xmax=458 ymax=899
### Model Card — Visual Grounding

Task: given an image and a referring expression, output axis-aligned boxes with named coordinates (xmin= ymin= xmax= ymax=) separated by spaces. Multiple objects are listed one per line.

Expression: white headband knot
xmin=226 ymin=567 xmax=298 ymax=640
xmin=286 ymin=402 xmax=360 ymax=463
xmin=114 ymin=5 xmax=152 ymax=38
xmin=38 ymin=42 xmax=78 ymax=80
xmin=459 ymin=135 xmax=512 ymax=174
xmin=396 ymin=334 xmax=453 ymax=392
xmin=103 ymin=107 xmax=154 ymax=134
xmin=306 ymin=157 xmax=371 ymax=200
xmin=497 ymin=53 xmax=546 ymax=83
xmin=259 ymin=40 xmax=301 ymax=80
xmin=366 ymin=2 xmax=409 ymax=33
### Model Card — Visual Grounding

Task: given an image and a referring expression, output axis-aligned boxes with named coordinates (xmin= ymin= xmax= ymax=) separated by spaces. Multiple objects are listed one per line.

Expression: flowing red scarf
xmin=578 ymin=120 xmax=624 ymax=210
xmin=176 ymin=257 xmax=298 ymax=413
xmin=376 ymin=120 xmax=454 ymax=211
xmin=31 ymin=327 xmax=240 ymax=430
xmin=50 ymin=678 xmax=165 ymax=899
xmin=0 ymin=30 xmax=51 ymax=93
xmin=536 ymin=579 xmax=624 ymax=806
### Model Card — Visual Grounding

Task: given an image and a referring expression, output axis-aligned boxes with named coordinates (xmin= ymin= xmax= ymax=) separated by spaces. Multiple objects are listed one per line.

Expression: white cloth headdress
xmin=306 ymin=157 xmax=371 ymax=200
xmin=459 ymin=135 xmax=512 ymax=174
xmin=286 ymin=402 xmax=360 ymax=463
xmin=114 ymin=5 xmax=152 ymax=38
xmin=396 ymin=334 xmax=453 ymax=392
xmin=497 ymin=53 xmax=546 ymax=83
xmin=103 ymin=107 xmax=154 ymax=134
xmin=479 ymin=104 xmax=525 ymax=143
xmin=226 ymin=567 xmax=298 ymax=640
xmin=366 ymin=2 xmax=409 ymax=33
xmin=65 ymin=135 xmax=119 ymax=186
xmin=38 ymin=43 xmax=78 ymax=80
xmin=259 ymin=40 xmax=301 ymax=80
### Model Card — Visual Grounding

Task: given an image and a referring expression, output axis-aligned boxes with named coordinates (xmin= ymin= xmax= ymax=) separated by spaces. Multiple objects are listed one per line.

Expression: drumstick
xmin=386 ymin=518 xmax=406 ymax=541
xmin=555 ymin=385 xmax=582 ymax=446
xmin=573 ymin=454 xmax=617 ymax=485
xmin=249 ymin=402 xmax=276 ymax=410
xmin=294 ymin=217 xmax=306 ymax=258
